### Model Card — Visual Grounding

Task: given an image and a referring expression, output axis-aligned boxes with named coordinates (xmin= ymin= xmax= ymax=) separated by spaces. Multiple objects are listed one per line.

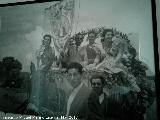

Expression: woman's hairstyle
xmin=42 ymin=34 xmax=52 ymax=44
xmin=101 ymin=29 xmax=113 ymax=42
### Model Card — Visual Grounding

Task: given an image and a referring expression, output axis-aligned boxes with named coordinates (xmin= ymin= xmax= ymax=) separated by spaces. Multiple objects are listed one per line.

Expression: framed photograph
xmin=0 ymin=0 xmax=158 ymax=120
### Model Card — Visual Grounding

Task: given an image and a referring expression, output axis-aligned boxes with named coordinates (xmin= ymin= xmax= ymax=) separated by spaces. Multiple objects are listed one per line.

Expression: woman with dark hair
xmin=35 ymin=34 xmax=56 ymax=111
xmin=36 ymin=34 xmax=55 ymax=72
xmin=101 ymin=29 xmax=114 ymax=53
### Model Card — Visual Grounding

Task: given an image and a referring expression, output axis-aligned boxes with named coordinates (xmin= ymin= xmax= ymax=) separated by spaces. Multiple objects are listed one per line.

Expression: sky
xmin=0 ymin=0 xmax=155 ymax=74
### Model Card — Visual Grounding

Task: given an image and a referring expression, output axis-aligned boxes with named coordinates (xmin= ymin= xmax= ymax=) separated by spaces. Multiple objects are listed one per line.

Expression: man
xmin=66 ymin=62 xmax=95 ymax=119
xmin=80 ymin=31 xmax=101 ymax=68
xmin=59 ymin=33 xmax=84 ymax=68
xmin=88 ymin=74 xmax=145 ymax=120
xmin=62 ymin=35 xmax=83 ymax=65
xmin=87 ymin=74 xmax=107 ymax=120
xmin=88 ymin=74 xmax=128 ymax=120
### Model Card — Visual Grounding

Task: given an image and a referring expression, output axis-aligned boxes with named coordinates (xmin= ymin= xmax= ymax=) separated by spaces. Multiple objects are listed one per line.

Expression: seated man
xmin=66 ymin=62 xmax=92 ymax=119
xmin=63 ymin=36 xmax=84 ymax=65
xmin=80 ymin=31 xmax=102 ymax=68
xmin=58 ymin=33 xmax=84 ymax=68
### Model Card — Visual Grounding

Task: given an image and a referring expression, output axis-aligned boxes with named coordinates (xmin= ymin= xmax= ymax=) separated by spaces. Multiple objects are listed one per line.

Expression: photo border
xmin=0 ymin=0 xmax=60 ymax=7
xmin=151 ymin=0 xmax=160 ymax=119
xmin=0 ymin=0 xmax=159 ymax=119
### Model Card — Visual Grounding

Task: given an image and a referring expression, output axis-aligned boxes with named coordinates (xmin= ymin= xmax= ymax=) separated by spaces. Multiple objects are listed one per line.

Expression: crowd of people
xmin=33 ymin=28 xmax=155 ymax=120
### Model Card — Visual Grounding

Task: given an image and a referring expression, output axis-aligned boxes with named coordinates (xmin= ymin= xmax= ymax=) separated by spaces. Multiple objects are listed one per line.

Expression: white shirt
xmin=66 ymin=83 xmax=83 ymax=117
xmin=99 ymin=93 xmax=105 ymax=104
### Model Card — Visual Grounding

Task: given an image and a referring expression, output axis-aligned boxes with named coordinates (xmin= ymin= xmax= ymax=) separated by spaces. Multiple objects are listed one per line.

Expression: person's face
xmin=109 ymin=47 xmax=118 ymax=57
xmin=43 ymin=36 xmax=51 ymax=47
xmin=76 ymin=35 xmax=83 ymax=46
xmin=68 ymin=68 xmax=81 ymax=88
xmin=104 ymin=32 xmax=113 ymax=41
xmin=77 ymin=34 xmax=83 ymax=40
xmin=91 ymin=78 xmax=103 ymax=95
xmin=123 ymin=51 xmax=133 ymax=60
xmin=88 ymin=33 xmax=95 ymax=45
xmin=70 ymin=39 xmax=76 ymax=48
xmin=109 ymin=42 xmax=118 ymax=57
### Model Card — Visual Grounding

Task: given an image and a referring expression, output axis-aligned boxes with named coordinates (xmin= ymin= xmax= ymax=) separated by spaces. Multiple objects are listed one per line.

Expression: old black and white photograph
xmin=0 ymin=0 xmax=157 ymax=120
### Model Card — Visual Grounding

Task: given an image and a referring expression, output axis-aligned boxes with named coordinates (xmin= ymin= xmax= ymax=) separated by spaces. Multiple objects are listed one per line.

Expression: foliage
xmin=2 ymin=57 xmax=22 ymax=71
xmin=0 ymin=56 xmax=23 ymax=88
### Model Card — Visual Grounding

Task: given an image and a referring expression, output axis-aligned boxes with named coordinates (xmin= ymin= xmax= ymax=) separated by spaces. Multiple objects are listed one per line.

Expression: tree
xmin=0 ymin=56 xmax=22 ymax=88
